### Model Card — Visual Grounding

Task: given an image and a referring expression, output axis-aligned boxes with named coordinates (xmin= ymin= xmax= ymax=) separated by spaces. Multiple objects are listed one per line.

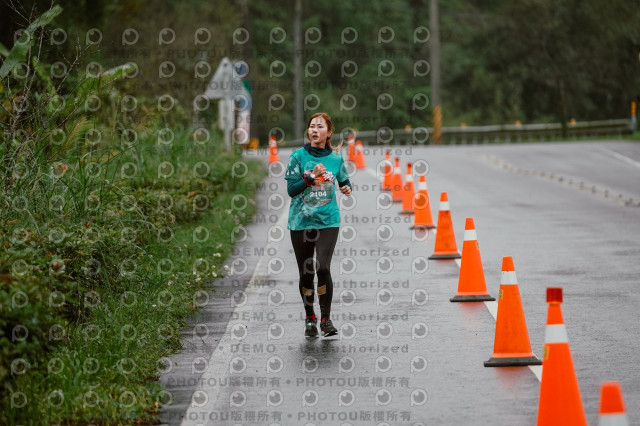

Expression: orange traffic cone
xmin=428 ymin=192 xmax=461 ymax=259
xmin=536 ymin=287 xmax=587 ymax=426
xmin=410 ymin=175 xmax=435 ymax=230
xmin=484 ymin=256 xmax=541 ymax=366
xmin=391 ymin=158 xmax=403 ymax=203
xmin=268 ymin=134 xmax=279 ymax=164
xmin=347 ymin=134 xmax=356 ymax=162
xmin=400 ymin=163 xmax=415 ymax=215
xmin=382 ymin=150 xmax=392 ymax=191
xmin=450 ymin=217 xmax=495 ymax=302
xmin=354 ymin=140 xmax=366 ymax=169
xmin=598 ymin=382 xmax=629 ymax=426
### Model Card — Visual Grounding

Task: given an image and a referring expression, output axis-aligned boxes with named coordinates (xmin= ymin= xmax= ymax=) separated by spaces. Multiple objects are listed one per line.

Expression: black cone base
xmin=429 ymin=253 xmax=461 ymax=260
xmin=484 ymin=355 xmax=542 ymax=367
xmin=450 ymin=294 xmax=496 ymax=302
xmin=410 ymin=225 xmax=436 ymax=230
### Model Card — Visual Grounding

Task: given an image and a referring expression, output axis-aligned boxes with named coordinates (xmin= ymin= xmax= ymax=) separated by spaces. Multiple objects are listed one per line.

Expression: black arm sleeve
xmin=338 ymin=178 xmax=352 ymax=188
xmin=287 ymin=178 xmax=308 ymax=197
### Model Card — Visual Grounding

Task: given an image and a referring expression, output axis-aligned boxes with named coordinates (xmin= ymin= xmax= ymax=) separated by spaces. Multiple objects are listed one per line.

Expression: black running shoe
xmin=305 ymin=318 xmax=318 ymax=338
xmin=320 ymin=319 xmax=338 ymax=337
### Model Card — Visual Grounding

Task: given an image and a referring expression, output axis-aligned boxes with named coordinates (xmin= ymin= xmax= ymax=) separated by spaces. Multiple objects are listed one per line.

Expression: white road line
xmin=368 ymin=163 xmax=544 ymax=381
xmin=529 ymin=364 xmax=543 ymax=381
xmin=180 ymin=200 xmax=290 ymax=426
xmin=452 ymin=246 xmax=542 ymax=381
xmin=602 ymin=148 xmax=640 ymax=169
xmin=369 ymin=163 xmax=544 ymax=380
xmin=484 ymin=300 xmax=498 ymax=319
xmin=365 ymin=167 xmax=382 ymax=181
xmin=377 ymin=156 xmax=542 ymax=381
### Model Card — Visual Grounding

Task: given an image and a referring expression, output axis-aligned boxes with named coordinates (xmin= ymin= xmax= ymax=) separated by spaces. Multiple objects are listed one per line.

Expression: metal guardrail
xmin=284 ymin=118 xmax=633 ymax=147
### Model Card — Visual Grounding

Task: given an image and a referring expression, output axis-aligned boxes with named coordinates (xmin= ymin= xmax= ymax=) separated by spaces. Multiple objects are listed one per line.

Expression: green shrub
xmin=1 ymin=6 xmax=268 ymax=424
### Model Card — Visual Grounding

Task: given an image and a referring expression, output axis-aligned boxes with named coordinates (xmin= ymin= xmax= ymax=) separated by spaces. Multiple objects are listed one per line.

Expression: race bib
xmin=302 ymin=179 xmax=334 ymax=207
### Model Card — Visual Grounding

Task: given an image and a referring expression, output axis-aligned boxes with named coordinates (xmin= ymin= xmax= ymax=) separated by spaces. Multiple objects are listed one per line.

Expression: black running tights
xmin=290 ymin=227 xmax=339 ymax=320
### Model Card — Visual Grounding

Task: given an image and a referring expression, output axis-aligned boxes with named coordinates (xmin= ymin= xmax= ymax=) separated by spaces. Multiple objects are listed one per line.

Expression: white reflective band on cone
xmin=439 ymin=202 xmax=450 ymax=210
xmin=599 ymin=413 xmax=629 ymax=426
xmin=545 ymin=324 xmax=569 ymax=343
xmin=500 ymin=270 xmax=518 ymax=285
xmin=463 ymin=229 xmax=477 ymax=241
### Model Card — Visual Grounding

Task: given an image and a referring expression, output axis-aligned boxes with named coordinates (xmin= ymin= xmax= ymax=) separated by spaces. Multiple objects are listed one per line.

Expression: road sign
xmin=204 ymin=57 xmax=246 ymax=99
xmin=202 ymin=57 xmax=252 ymax=150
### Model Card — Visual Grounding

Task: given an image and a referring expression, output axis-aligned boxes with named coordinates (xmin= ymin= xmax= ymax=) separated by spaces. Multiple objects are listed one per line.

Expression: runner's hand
xmin=340 ymin=185 xmax=352 ymax=196
xmin=313 ymin=163 xmax=326 ymax=176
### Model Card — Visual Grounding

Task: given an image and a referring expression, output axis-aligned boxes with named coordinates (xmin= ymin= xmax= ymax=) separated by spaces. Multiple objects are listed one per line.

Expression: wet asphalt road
xmin=158 ymin=140 xmax=640 ymax=426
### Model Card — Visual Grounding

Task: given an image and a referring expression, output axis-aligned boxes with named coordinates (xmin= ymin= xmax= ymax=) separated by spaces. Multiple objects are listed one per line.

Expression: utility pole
xmin=430 ymin=0 xmax=442 ymax=145
xmin=239 ymin=0 xmax=257 ymax=146
xmin=294 ymin=0 xmax=303 ymax=141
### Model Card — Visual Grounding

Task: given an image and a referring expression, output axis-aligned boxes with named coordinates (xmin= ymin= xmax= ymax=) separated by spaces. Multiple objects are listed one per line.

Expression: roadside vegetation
xmin=0 ymin=6 xmax=266 ymax=424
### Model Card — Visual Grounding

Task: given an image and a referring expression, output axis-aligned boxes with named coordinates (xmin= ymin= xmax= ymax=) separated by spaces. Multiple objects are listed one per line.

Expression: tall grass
xmin=1 ymin=6 xmax=267 ymax=424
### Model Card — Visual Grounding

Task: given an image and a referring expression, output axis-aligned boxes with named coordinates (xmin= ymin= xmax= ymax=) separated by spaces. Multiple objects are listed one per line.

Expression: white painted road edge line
xmin=602 ymin=147 xmax=640 ymax=169
xmin=180 ymin=199 xmax=291 ymax=426
xmin=182 ymin=160 xmax=542 ymax=425
xmin=370 ymin=156 xmax=542 ymax=380
xmin=454 ymin=258 xmax=542 ymax=381
xmin=366 ymin=167 xmax=381 ymax=180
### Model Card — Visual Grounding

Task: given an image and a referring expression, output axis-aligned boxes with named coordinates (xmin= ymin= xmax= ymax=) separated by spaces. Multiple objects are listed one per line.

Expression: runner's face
xmin=307 ymin=117 xmax=332 ymax=145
